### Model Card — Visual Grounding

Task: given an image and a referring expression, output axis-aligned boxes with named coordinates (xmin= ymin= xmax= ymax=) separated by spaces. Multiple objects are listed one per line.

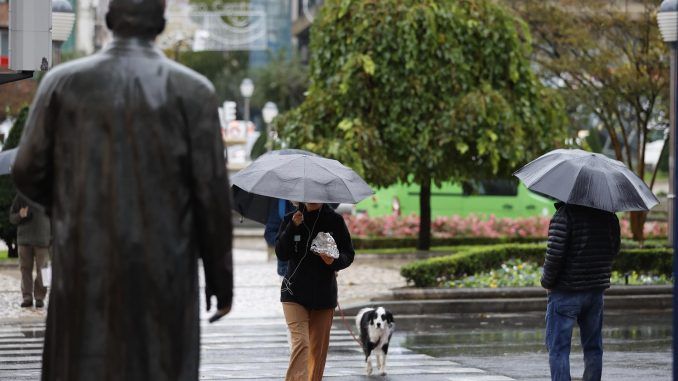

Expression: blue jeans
xmin=545 ymin=289 xmax=604 ymax=381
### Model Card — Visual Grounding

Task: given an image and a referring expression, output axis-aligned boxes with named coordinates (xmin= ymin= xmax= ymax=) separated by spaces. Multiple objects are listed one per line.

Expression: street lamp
xmin=52 ymin=0 xmax=76 ymax=67
xmin=262 ymin=101 xmax=279 ymax=152
xmin=239 ymin=78 xmax=254 ymax=122
xmin=657 ymin=1 xmax=678 ymax=379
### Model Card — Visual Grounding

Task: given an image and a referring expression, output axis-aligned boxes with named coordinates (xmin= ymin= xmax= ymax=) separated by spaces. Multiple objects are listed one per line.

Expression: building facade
xmin=249 ymin=0 xmax=292 ymax=67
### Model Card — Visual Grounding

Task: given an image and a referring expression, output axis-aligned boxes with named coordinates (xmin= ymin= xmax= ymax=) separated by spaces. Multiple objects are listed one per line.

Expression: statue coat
xmin=12 ymin=38 xmax=233 ymax=381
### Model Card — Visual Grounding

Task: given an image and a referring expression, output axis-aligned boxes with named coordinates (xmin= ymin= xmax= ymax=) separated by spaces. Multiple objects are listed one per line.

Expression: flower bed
xmin=448 ymin=258 xmax=671 ymax=288
xmin=400 ymin=243 xmax=673 ymax=287
xmin=344 ymin=214 xmax=667 ymax=240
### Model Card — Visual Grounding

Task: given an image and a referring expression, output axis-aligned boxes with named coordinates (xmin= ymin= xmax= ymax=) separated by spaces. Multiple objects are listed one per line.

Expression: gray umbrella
xmin=231 ymin=149 xmax=320 ymax=224
xmin=514 ymin=149 xmax=658 ymax=212
xmin=231 ymin=153 xmax=373 ymax=204
xmin=0 ymin=148 xmax=17 ymax=176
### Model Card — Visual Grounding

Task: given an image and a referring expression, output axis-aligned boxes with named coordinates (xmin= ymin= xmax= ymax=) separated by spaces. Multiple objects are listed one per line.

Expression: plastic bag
xmin=41 ymin=263 xmax=51 ymax=287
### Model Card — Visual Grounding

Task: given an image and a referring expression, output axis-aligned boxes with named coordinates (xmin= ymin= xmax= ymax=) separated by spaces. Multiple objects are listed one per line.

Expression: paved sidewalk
xmin=0 ymin=246 xmax=516 ymax=380
xmin=0 ymin=270 xmax=48 ymax=324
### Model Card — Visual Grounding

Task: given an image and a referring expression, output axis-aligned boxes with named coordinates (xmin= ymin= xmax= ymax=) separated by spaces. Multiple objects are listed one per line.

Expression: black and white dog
xmin=356 ymin=307 xmax=395 ymax=376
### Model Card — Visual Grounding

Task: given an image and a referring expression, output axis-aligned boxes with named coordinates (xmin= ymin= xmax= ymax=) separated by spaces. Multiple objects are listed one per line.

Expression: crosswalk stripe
xmin=0 ymin=321 xmax=515 ymax=380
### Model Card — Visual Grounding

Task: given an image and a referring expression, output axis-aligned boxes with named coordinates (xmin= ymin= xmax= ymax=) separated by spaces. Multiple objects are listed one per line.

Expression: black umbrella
xmin=0 ymin=148 xmax=17 ymax=176
xmin=514 ymin=149 xmax=658 ymax=212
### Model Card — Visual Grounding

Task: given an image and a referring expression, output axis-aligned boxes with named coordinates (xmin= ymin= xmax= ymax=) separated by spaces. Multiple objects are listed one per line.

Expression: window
xmin=0 ymin=30 xmax=8 ymax=57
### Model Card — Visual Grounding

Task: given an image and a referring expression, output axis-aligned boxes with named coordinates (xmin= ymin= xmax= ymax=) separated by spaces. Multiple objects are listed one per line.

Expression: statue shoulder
xmin=164 ymin=59 xmax=216 ymax=95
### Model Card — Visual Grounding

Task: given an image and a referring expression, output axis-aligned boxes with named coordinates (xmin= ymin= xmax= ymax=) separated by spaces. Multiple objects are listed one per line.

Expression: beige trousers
xmin=19 ymin=245 xmax=48 ymax=303
xmin=282 ymin=302 xmax=334 ymax=381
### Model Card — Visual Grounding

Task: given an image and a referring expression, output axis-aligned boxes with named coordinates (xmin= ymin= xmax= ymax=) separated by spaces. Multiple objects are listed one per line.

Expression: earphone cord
xmin=281 ymin=211 xmax=320 ymax=296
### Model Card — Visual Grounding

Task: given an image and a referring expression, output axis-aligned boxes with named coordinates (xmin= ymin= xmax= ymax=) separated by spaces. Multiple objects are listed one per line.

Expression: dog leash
xmin=335 ymin=300 xmax=363 ymax=348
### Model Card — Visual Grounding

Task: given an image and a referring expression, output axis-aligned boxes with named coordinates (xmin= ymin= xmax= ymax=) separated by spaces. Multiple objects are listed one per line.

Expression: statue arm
xmin=12 ymin=73 xmax=59 ymax=211
xmin=188 ymin=85 xmax=234 ymax=313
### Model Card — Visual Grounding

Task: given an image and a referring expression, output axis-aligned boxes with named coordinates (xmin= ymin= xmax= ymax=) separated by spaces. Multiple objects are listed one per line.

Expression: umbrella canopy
xmin=231 ymin=153 xmax=373 ymax=205
xmin=0 ymin=148 xmax=17 ymax=176
xmin=514 ymin=149 xmax=658 ymax=212
xmin=231 ymin=149 xmax=331 ymax=224
xmin=231 ymin=184 xmax=276 ymax=224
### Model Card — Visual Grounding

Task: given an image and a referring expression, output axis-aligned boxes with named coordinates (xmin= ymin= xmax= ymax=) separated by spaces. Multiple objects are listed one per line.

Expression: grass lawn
xmin=644 ymin=170 xmax=668 ymax=183
xmin=0 ymin=250 xmax=8 ymax=260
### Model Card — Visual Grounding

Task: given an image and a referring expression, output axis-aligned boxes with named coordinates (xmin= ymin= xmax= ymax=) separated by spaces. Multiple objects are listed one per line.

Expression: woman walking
xmin=275 ymin=202 xmax=355 ymax=381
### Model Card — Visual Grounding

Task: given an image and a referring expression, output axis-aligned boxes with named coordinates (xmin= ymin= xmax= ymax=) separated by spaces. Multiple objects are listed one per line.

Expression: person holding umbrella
xmin=230 ymin=153 xmax=372 ymax=381
xmin=275 ymin=201 xmax=354 ymax=381
xmin=515 ymin=149 xmax=658 ymax=381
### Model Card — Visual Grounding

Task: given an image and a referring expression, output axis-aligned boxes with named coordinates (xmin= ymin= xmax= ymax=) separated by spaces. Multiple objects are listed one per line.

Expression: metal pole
xmin=265 ymin=123 xmax=272 ymax=153
xmin=244 ymin=97 xmax=251 ymax=122
xmin=671 ymin=45 xmax=676 ymax=246
xmin=671 ymin=42 xmax=678 ymax=381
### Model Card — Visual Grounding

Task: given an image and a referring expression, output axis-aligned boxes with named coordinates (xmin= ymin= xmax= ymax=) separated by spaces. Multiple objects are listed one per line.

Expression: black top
xmin=9 ymin=195 xmax=51 ymax=247
xmin=541 ymin=203 xmax=620 ymax=291
xmin=275 ymin=204 xmax=355 ymax=309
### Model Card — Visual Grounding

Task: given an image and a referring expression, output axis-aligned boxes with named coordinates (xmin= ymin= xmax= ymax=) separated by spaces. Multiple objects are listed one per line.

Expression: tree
xmin=504 ymin=0 xmax=668 ymax=242
xmin=249 ymin=52 xmax=309 ymax=158
xmin=0 ymin=107 xmax=28 ymax=257
xmin=176 ymin=50 xmax=250 ymax=104
xmin=274 ymin=0 xmax=568 ymax=250
xmin=251 ymin=52 xmax=309 ymax=115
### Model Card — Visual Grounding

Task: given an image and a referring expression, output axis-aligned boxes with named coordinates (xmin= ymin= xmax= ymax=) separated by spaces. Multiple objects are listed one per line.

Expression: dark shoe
xmin=20 ymin=300 xmax=32 ymax=308
xmin=35 ymin=300 xmax=44 ymax=308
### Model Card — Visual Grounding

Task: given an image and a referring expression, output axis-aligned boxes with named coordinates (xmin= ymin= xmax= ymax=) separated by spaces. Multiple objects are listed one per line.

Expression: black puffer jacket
xmin=541 ymin=203 xmax=620 ymax=291
xmin=275 ymin=204 xmax=355 ymax=309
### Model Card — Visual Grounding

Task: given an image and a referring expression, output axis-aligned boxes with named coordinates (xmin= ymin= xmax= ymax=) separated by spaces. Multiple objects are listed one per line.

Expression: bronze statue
xmin=12 ymin=1 xmax=234 ymax=379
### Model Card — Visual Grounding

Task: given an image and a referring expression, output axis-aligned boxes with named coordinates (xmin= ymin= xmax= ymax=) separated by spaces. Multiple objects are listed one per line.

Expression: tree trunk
xmin=629 ymin=210 xmax=647 ymax=243
xmin=417 ymin=177 xmax=432 ymax=251
xmin=7 ymin=239 xmax=17 ymax=258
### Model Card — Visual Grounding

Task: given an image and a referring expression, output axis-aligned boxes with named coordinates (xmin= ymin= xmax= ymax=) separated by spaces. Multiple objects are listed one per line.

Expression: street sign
xmin=222 ymin=120 xmax=254 ymax=145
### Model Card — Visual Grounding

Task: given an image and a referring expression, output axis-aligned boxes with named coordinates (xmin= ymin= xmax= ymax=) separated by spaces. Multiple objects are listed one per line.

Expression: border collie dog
xmin=356 ymin=307 xmax=395 ymax=376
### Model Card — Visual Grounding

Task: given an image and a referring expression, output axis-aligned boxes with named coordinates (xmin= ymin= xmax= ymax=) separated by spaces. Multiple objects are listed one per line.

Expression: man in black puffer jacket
xmin=542 ymin=202 xmax=620 ymax=381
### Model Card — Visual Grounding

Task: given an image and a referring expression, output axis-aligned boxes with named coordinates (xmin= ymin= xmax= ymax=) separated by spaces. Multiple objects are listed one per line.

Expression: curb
xmin=382 ymin=285 xmax=673 ymax=300
xmin=233 ymin=227 xmax=264 ymax=237
xmin=0 ymin=260 xmax=19 ymax=269
xmin=339 ymin=286 xmax=673 ymax=315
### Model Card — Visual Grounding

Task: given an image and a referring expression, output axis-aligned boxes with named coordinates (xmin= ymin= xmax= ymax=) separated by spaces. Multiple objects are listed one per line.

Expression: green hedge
xmin=351 ymin=236 xmax=669 ymax=250
xmin=352 ymin=236 xmax=545 ymax=250
xmin=400 ymin=243 xmax=673 ymax=287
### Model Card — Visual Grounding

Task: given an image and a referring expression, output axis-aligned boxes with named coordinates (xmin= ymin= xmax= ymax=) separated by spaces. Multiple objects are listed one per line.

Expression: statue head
xmin=106 ymin=0 xmax=166 ymax=39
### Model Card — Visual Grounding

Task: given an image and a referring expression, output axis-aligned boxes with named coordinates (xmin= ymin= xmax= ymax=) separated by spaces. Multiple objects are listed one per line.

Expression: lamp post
xmin=239 ymin=78 xmax=254 ymax=122
xmin=262 ymin=101 xmax=279 ymax=153
xmin=658 ymin=1 xmax=678 ymax=378
xmin=52 ymin=0 xmax=76 ymax=67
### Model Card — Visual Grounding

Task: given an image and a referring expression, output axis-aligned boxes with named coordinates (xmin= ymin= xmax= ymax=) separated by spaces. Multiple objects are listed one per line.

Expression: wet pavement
xmin=0 ymin=239 xmax=672 ymax=380
xmin=397 ymin=310 xmax=671 ymax=381
xmin=0 ymin=246 xmax=515 ymax=380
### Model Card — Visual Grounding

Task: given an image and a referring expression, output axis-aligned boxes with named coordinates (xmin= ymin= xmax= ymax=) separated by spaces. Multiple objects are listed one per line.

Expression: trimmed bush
xmin=400 ymin=243 xmax=673 ymax=287
xmin=352 ymin=236 xmax=545 ymax=250
xmin=615 ymin=248 xmax=673 ymax=277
